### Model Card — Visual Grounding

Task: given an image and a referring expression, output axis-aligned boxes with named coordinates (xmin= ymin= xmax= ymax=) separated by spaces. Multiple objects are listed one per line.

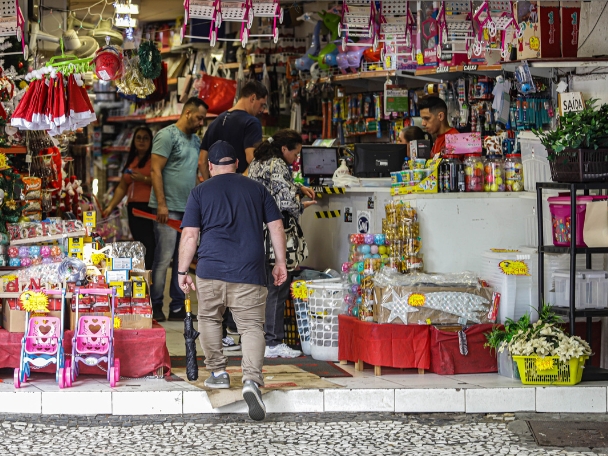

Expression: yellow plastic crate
xmin=512 ymin=355 xmax=588 ymax=385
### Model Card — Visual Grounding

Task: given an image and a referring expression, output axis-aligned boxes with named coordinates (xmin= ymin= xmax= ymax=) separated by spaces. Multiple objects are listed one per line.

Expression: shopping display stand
xmin=536 ymin=182 xmax=608 ymax=380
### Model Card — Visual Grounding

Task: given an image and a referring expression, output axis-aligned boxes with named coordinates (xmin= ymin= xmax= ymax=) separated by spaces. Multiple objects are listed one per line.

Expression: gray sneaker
xmin=204 ymin=372 xmax=230 ymax=389
xmin=242 ymin=380 xmax=266 ymax=421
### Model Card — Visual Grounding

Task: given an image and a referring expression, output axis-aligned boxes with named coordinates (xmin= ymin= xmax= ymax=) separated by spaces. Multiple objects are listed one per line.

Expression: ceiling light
xmin=114 ymin=3 xmax=139 ymax=15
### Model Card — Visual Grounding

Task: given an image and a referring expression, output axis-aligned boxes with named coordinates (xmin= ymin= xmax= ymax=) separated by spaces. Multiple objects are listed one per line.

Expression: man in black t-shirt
xmin=198 ymin=80 xmax=268 ymax=179
xmin=179 ymin=140 xmax=287 ymax=422
xmin=198 ymin=80 xmax=269 ymax=349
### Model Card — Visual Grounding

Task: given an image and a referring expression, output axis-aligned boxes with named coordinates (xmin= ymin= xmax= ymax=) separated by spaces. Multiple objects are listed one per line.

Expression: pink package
xmin=548 ymin=196 xmax=601 ymax=248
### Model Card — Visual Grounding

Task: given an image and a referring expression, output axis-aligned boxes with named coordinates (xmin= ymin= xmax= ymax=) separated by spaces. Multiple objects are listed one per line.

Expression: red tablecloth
xmin=429 ymin=324 xmax=497 ymax=375
xmin=338 ymin=315 xmax=431 ymax=370
xmin=0 ymin=323 xmax=171 ymax=378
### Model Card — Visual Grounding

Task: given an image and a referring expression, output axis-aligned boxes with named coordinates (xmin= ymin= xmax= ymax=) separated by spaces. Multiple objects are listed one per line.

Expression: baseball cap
xmin=208 ymin=140 xmax=237 ymax=165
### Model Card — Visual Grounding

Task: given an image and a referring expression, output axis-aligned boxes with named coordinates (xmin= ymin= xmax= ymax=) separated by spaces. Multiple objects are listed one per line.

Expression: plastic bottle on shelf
xmin=483 ymin=155 xmax=505 ymax=192
xmin=504 ymin=153 xmax=524 ymax=192
xmin=464 ymin=153 xmax=484 ymax=192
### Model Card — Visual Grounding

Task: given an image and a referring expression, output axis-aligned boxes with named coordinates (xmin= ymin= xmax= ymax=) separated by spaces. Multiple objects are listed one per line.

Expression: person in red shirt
xmin=418 ymin=97 xmax=459 ymax=156
xmin=103 ymin=126 xmax=156 ymax=269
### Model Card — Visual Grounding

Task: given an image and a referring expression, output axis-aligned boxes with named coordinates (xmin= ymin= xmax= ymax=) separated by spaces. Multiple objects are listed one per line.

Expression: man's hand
xmin=272 ymin=262 xmax=288 ymax=286
xmin=300 ymin=186 xmax=316 ymax=200
xmin=178 ymin=273 xmax=196 ymax=292
xmin=303 ymin=200 xmax=317 ymax=209
xmin=102 ymin=207 xmax=113 ymax=219
xmin=156 ymin=204 xmax=169 ymax=224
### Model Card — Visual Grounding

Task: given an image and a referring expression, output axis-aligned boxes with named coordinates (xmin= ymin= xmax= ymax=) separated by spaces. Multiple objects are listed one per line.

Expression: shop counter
xmin=301 ymin=188 xmax=537 ymax=274
xmin=0 ymin=323 xmax=171 ymax=378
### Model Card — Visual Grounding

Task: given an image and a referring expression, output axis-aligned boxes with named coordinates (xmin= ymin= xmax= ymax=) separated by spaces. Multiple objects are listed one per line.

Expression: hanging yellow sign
xmin=19 ymin=291 xmax=49 ymax=313
xmin=498 ymin=260 xmax=530 ymax=276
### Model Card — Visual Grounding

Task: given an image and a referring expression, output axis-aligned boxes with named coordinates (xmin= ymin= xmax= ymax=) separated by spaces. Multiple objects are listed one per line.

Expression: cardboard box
xmin=391 ymin=163 xmax=439 ymax=195
xmin=3 ymin=307 xmax=62 ymax=333
xmin=561 ymin=2 xmax=581 ymax=58
xmin=131 ymin=270 xmax=152 ymax=286
xmin=516 ymin=2 xmax=541 ymax=59
xmin=410 ymin=140 xmax=432 ymax=160
xmin=373 ymin=286 xmax=494 ymax=325
xmin=117 ymin=313 xmax=152 ymax=330
xmin=109 ymin=281 xmax=132 ymax=298
xmin=108 ymin=258 xmax=133 ymax=271
xmin=539 ymin=1 xmax=561 ymax=58
xmin=131 ymin=277 xmax=147 ymax=298
xmin=105 ymin=270 xmax=129 ymax=283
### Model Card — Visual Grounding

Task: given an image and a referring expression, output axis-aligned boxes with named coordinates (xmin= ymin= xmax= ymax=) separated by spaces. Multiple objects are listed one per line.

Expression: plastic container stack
xmin=553 ymin=269 xmax=608 ymax=309
xmin=479 ymin=250 xmax=538 ymax=323
xmin=517 ymin=131 xmax=551 ymax=191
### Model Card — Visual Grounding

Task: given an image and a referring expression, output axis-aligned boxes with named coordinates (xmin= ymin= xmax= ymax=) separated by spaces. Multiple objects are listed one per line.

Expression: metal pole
xmin=569 ymin=184 xmax=576 ymax=335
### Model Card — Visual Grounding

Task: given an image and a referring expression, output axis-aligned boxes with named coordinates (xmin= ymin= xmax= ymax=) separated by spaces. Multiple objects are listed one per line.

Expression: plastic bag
xmin=198 ymin=73 xmax=237 ymax=115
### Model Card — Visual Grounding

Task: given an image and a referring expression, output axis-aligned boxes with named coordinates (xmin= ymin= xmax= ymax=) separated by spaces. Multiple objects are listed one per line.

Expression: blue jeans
xmin=151 ymin=210 xmax=184 ymax=313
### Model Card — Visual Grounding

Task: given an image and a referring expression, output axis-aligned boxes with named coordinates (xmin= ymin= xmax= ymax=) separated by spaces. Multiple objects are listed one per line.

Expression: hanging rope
xmin=137 ymin=40 xmax=162 ymax=80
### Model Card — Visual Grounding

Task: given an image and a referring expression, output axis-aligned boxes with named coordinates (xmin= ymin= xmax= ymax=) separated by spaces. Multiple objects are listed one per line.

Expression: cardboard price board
xmin=385 ymin=85 xmax=409 ymax=114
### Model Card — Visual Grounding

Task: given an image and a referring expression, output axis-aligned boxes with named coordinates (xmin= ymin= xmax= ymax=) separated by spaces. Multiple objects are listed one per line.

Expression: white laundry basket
xmin=306 ymin=278 xmax=348 ymax=362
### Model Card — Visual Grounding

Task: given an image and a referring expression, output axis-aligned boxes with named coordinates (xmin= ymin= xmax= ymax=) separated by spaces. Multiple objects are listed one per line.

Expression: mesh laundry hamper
xmin=291 ymin=281 xmax=311 ymax=355
xmin=307 ymin=278 xmax=348 ymax=361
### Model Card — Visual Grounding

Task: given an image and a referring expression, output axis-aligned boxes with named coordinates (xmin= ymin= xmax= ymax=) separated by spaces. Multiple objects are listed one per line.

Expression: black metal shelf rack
xmin=536 ymin=182 xmax=608 ymax=345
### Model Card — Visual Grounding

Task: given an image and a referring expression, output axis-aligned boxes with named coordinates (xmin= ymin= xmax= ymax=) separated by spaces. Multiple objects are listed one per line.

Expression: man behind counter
xmin=418 ymin=96 xmax=459 ymax=157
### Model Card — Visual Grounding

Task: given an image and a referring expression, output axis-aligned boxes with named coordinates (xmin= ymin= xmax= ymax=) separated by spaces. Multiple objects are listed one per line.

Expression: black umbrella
xmin=183 ymin=293 xmax=200 ymax=381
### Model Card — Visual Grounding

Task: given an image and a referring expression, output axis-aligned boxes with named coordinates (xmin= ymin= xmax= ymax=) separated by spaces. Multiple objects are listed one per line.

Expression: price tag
xmin=436 ymin=66 xmax=450 ymax=74
xmin=463 ymin=64 xmax=478 ymax=72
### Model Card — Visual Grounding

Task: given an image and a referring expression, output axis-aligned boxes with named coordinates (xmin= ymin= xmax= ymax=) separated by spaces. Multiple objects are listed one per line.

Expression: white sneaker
xmin=264 ymin=343 xmax=302 ymax=359
xmin=222 ymin=336 xmax=241 ymax=351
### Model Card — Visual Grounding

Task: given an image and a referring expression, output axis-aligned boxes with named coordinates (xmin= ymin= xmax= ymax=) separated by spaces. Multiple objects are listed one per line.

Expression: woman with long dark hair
xmin=248 ymin=129 xmax=316 ymax=359
xmin=103 ymin=126 xmax=156 ymax=269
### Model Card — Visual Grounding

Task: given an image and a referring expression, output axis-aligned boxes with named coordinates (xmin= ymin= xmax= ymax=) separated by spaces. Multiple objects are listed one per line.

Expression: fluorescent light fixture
xmin=114 ymin=16 xmax=138 ymax=28
xmin=115 ymin=3 xmax=139 ymax=15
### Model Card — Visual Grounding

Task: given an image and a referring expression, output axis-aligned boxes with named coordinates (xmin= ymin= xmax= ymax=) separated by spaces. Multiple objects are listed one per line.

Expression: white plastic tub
xmin=553 ymin=269 xmax=608 ymax=309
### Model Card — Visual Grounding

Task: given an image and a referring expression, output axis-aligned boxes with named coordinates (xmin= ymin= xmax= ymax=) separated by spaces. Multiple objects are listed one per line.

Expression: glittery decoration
xmin=381 ymin=289 xmax=419 ymax=323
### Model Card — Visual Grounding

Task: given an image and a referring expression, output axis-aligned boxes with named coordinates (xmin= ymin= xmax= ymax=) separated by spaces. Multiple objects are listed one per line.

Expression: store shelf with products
xmin=0 ymin=146 xmax=27 ymax=154
xmin=106 ymin=115 xmax=147 ymax=123
xmin=102 ymin=146 xmax=130 ymax=153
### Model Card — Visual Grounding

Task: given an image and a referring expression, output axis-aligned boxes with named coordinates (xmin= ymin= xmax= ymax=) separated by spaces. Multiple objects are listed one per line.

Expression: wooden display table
xmin=338 ymin=315 xmax=431 ymax=376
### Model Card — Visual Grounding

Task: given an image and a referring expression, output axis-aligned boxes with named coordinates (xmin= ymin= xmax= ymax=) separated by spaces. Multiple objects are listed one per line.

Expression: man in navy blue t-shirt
xmin=178 ymin=140 xmax=286 ymax=422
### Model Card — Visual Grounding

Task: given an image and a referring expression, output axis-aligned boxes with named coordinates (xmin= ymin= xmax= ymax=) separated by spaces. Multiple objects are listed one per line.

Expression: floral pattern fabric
xmin=248 ymin=157 xmax=302 ymax=220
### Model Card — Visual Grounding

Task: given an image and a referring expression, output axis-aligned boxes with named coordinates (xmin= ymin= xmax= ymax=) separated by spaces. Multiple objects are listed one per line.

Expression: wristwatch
xmin=177 ymin=271 xmax=188 ymax=275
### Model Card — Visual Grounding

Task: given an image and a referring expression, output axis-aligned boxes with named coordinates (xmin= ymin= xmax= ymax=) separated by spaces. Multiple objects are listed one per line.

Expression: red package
xmin=92 ymin=303 xmax=110 ymax=312
xmin=67 ymin=282 xmax=76 ymax=293
xmin=115 ymin=307 xmax=132 ymax=315
xmin=198 ymin=73 xmax=237 ymax=115
xmin=131 ymin=297 xmax=151 ymax=307
xmin=48 ymin=298 xmax=62 ymax=311
xmin=6 ymin=298 xmax=19 ymax=310
xmin=116 ymin=297 xmax=132 ymax=308
xmin=132 ymin=306 xmax=152 ymax=315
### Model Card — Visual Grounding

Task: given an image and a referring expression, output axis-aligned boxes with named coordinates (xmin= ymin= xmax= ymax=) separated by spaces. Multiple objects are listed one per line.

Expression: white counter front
xmin=300 ymin=187 xmax=537 ymax=275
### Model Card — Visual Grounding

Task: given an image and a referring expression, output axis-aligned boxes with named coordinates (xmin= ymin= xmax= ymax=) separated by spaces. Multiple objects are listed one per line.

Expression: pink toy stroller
xmin=14 ymin=289 xmax=67 ymax=388
xmin=67 ymin=287 xmax=120 ymax=387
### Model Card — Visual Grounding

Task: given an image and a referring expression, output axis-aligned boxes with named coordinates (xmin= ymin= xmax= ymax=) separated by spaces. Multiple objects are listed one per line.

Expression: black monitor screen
xmin=301 ymin=147 xmax=339 ymax=178
xmin=353 ymin=143 xmax=407 ymax=177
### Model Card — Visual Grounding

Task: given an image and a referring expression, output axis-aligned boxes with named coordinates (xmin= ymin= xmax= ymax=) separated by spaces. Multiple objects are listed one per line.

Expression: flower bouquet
xmin=505 ymin=318 xmax=592 ymax=386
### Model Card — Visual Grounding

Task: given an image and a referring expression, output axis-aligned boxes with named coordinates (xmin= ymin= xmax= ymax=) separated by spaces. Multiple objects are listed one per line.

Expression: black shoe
xmin=168 ymin=308 xmax=197 ymax=321
xmin=153 ymin=309 xmax=166 ymax=322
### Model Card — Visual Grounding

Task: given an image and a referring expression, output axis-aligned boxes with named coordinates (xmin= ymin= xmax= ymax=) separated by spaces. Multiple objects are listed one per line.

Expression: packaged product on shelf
xmin=464 ymin=153 xmax=484 ymax=192
xmin=391 ymin=157 xmax=441 ymax=195
xmin=504 ymin=153 xmax=524 ymax=192
xmin=484 ymin=155 xmax=505 ymax=192
xmin=7 ymin=219 xmax=86 ymax=244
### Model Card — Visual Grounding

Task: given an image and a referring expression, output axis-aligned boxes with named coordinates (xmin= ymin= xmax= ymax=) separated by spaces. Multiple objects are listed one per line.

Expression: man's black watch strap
xmin=177 ymin=271 xmax=189 ymax=276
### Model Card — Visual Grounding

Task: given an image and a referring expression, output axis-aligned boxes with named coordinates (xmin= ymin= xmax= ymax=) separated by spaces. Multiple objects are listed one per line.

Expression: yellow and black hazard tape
xmin=315 ymin=210 xmax=341 ymax=219
xmin=312 ymin=186 xmax=346 ymax=198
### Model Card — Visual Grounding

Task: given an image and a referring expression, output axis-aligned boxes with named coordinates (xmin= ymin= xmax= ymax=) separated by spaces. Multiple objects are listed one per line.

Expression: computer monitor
xmin=353 ymin=143 xmax=407 ymax=177
xmin=300 ymin=146 xmax=339 ymax=178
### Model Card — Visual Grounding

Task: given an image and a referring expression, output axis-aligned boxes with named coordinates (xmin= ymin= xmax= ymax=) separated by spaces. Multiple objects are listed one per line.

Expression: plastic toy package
xmin=6 ymin=219 xmax=86 ymax=245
